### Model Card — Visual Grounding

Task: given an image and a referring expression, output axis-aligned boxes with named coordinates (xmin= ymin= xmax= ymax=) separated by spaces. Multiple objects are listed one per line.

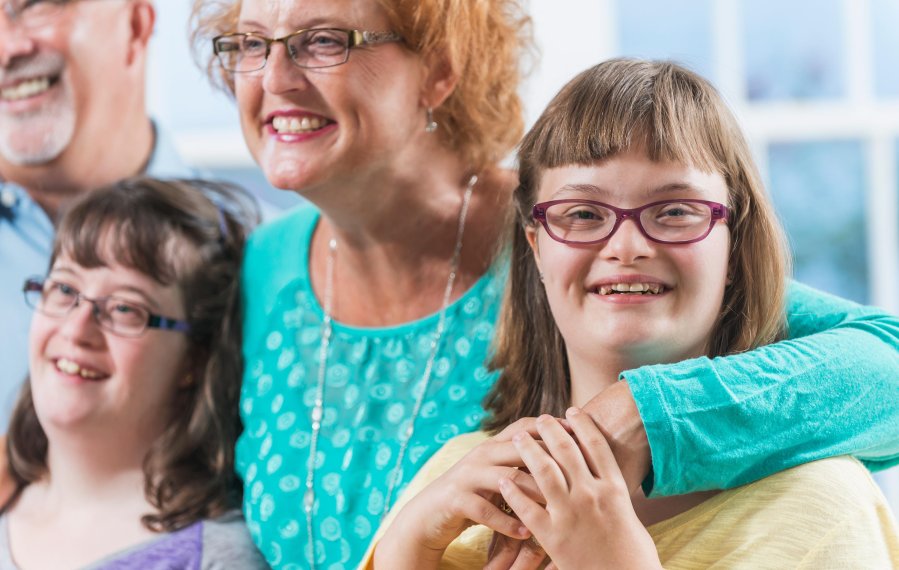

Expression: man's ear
xmin=126 ymin=0 xmax=156 ymax=67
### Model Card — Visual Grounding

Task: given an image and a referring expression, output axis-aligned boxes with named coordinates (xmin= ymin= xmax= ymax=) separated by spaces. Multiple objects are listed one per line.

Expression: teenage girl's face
xmin=527 ymin=149 xmax=731 ymax=370
xmin=28 ymin=253 xmax=190 ymax=444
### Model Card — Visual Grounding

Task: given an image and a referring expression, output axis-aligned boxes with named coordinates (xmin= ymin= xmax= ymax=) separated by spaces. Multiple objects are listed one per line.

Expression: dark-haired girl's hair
xmin=7 ymin=177 xmax=259 ymax=531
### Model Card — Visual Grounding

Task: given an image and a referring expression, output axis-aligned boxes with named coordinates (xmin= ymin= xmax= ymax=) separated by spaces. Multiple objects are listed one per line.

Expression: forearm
xmin=628 ymin=330 xmax=899 ymax=495
xmin=616 ymin=282 xmax=899 ymax=496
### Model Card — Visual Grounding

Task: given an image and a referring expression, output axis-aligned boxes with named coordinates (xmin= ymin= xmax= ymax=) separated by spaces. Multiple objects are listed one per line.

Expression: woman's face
xmin=527 ymin=149 xmax=731 ymax=370
xmin=28 ymin=253 xmax=190 ymax=443
xmin=234 ymin=0 xmax=428 ymax=193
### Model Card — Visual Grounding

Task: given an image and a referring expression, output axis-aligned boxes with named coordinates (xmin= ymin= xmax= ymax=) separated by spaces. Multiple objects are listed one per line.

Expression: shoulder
xmin=242 ymin=202 xmax=318 ymax=327
xmin=754 ymin=456 xmax=883 ymax=503
xmin=653 ymin=457 xmax=899 ymax=568
xmin=752 ymin=457 xmax=899 ymax=566
xmin=246 ymin=202 xmax=318 ymax=258
xmin=201 ymin=511 xmax=268 ymax=570
xmin=709 ymin=457 xmax=891 ymax=524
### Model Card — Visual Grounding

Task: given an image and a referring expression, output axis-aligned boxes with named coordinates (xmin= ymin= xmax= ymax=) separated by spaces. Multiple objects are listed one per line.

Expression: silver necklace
xmin=304 ymin=175 xmax=478 ymax=567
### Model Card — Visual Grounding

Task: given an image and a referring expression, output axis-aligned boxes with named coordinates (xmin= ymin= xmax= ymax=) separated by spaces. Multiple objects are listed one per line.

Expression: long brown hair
xmin=7 ymin=177 xmax=259 ymax=532
xmin=485 ymin=59 xmax=790 ymax=431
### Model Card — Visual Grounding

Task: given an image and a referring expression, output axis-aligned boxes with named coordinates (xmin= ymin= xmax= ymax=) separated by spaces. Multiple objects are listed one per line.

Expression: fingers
xmin=465 ymin=494 xmax=531 ymax=539
xmin=443 ymin=464 xmax=544 ymax=520
xmin=580 ymin=380 xmax=653 ymax=492
xmin=501 ymin=466 xmax=546 ymax=505
xmin=494 ymin=479 xmax=552 ymax=570
xmin=468 ymin=439 xmax=531 ymax=468
xmin=512 ymin=430 xmax=569 ymax=506
xmin=493 ymin=415 xmax=571 ymax=442
xmin=485 ymin=534 xmax=547 ymax=570
xmin=508 ymin=539 xmax=547 ymax=570
xmin=499 ymin=476 xmax=549 ymax=539
xmin=566 ymin=407 xmax=625 ymax=483
xmin=484 ymin=533 xmax=522 ymax=570
xmin=534 ymin=414 xmax=593 ymax=489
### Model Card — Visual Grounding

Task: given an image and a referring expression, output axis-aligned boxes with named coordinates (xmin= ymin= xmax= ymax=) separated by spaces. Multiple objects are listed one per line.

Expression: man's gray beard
xmin=0 ymin=107 xmax=75 ymax=166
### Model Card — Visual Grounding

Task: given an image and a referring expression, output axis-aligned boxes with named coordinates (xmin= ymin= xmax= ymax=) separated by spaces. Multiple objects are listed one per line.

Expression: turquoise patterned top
xmin=237 ymin=205 xmax=504 ymax=569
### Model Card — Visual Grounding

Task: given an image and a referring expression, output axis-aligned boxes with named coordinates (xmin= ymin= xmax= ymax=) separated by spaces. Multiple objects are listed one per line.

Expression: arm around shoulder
xmin=201 ymin=512 xmax=269 ymax=570
xmin=624 ymin=281 xmax=899 ymax=496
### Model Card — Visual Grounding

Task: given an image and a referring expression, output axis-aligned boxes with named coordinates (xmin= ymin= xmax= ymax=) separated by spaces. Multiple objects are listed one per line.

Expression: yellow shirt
xmin=362 ymin=432 xmax=899 ymax=569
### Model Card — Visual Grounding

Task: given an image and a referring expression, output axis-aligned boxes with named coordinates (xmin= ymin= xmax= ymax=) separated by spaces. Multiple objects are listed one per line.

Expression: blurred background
xmin=150 ymin=0 xmax=898 ymax=508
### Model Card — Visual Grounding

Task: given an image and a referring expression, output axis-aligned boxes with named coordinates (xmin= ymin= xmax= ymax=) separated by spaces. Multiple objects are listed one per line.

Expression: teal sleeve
xmin=626 ymin=281 xmax=899 ymax=497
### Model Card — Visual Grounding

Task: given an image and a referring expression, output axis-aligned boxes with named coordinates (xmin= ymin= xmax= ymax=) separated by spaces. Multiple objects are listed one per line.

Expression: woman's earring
xmin=425 ymin=108 xmax=438 ymax=133
xmin=539 ymin=272 xmax=545 ymax=282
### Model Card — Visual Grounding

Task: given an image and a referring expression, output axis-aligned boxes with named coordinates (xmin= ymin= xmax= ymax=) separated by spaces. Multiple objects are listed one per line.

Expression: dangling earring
xmin=425 ymin=108 xmax=438 ymax=133
xmin=538 ymin=272 xmax=545 ymax=282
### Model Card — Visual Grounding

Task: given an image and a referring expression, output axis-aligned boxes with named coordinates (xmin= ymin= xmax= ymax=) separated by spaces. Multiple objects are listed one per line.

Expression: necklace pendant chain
xmin=304 ymin=176 xmax=478 ymax=569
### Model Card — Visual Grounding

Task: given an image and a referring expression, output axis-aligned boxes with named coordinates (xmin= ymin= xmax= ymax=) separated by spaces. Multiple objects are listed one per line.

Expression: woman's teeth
xmin=272 ymin=116 xmax=328 ymax=134
xmin=56 ymin=358 xmax=103 ymax=380
xmin=598 ymin=283 xmax=665 ymax=295
xmin=0 ymin=77 xmax=51 ymax=101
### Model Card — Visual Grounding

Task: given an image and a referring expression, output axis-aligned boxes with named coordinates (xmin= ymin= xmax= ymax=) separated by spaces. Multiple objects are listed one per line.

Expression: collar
xmin=0 ymin=180 xmax=22 ymax=221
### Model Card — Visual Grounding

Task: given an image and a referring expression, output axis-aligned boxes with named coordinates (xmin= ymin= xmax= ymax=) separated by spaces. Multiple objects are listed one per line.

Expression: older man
xmin=0 ymin=0 xmax=193 ymax=422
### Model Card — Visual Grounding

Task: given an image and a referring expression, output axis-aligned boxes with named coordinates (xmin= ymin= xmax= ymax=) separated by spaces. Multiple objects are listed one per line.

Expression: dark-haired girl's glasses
xmin=23 ymin=277 xmax=190 ymax=337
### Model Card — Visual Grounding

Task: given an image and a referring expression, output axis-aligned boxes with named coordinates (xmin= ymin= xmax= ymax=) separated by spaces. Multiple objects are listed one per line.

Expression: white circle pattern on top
xmin=236 ymin=220 xmax=506 ymax=569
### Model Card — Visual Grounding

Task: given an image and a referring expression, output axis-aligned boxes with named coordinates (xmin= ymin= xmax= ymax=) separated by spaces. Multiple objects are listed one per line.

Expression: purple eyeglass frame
xmin=531 ymin=198 xmax=730 ymax=245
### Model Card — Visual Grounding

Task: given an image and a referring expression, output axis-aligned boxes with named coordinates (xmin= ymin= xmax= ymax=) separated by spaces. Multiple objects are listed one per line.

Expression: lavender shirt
xmin=0 ymin=511 xmax=268 ymax=569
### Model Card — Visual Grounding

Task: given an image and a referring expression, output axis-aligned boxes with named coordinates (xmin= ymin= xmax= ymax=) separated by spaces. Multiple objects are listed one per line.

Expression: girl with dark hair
xmin=370 ymin=59 xmax=899 ymax=568
xmin=2 ymin=178 xmax=268 ymax=569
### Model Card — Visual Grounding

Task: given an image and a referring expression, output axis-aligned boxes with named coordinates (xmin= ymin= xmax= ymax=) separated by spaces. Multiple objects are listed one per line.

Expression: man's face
xmin=0 ymin=0 xmax=132 ymax=166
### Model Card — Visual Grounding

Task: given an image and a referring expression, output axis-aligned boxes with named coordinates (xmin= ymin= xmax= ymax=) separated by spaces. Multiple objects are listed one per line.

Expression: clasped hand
xmin=376 ymin=408 xmax=660 ymax=569
xmin=487 ymin=408 xmax=661 ymax=570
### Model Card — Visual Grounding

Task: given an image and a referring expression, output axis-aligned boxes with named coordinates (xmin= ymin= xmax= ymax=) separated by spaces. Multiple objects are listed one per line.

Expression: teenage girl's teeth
xmin=599 ymin=283 xmax=664 ymax=295
xmin=272 ymin=116 xmax=326 ymax=134
xmin=0 ymin=77 xmax=51 ymax=101
xmin=56 ymin=358 xmax=102 ymax=379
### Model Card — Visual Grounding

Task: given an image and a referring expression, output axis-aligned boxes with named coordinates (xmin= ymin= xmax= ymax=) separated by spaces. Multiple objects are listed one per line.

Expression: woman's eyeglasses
xmin=212 ymin=28 xmax=403 ymax=73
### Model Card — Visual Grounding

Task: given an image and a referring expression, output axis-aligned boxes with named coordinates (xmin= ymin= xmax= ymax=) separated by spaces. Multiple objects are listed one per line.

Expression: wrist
xmin=581 ymin=379 xmax=651 ymax=492
xmin=378 ymin=505 xmax=447 ymax=567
